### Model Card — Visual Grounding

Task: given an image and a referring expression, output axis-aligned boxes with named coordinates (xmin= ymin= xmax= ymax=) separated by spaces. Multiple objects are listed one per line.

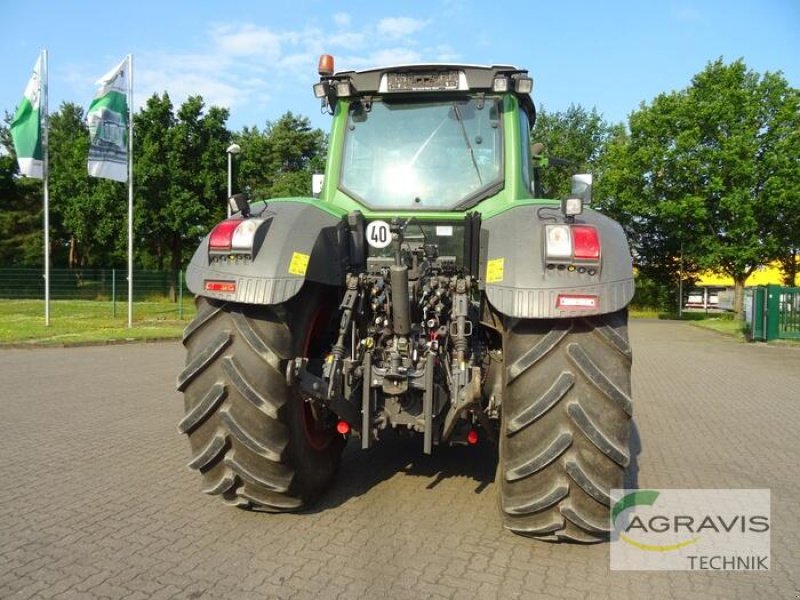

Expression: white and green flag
xmin=10 ymin=55 xmax=44 ymax=179
xmin=87 ymin=57 xmax=129 ymax=182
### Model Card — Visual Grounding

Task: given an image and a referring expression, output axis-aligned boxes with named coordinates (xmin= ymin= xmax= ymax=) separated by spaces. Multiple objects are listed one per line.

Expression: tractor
xmin=177 ymin=55 xmax=634 ymax=542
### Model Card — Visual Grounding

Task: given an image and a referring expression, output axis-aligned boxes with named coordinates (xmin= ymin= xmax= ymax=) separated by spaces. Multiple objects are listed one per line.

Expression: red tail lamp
xmin=571 ymin=225 xmax=601 ymax=260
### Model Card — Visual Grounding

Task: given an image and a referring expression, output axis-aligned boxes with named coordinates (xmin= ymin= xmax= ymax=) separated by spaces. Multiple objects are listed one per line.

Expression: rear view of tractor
xmin=176 ymin=55 xmax=634 ymax=542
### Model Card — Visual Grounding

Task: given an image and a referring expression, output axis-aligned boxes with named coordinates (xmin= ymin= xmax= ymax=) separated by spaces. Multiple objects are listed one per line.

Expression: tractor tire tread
xmin=499 ymin=309 xmax=632 ymax=543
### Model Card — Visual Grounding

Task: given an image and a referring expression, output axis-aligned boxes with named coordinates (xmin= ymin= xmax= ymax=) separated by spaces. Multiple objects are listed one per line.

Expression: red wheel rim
xmin=300 ymin=305 xmax=338 ymax=451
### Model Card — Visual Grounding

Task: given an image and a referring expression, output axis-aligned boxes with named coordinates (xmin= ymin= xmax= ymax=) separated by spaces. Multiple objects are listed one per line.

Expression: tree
xmin=596 ymin=117 xmax=704 ymax=312
xmin=599 ymin=59 xmax=800 ymax=317
xmin=132 ymin=93 xmax=176 ymax=271
xmin=235 ymin=112 xmax=327 ymax=200
xmin=48 ymin=102 xmax=126 ymax=268
xmin=134 ymin=94 xmax=231 ymax=298
xmin=532 ymin=105 xmax=617 ymax=198
xmin=0 ymin=116 xmax=47 ymax=267
xmin=762 ymin=83 xmax=800 ymax=286
xmin=3 ymin=85 xmax=337 ymax=278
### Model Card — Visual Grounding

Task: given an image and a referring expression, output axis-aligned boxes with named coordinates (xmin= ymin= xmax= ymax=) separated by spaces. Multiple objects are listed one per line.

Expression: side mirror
xmin=570 ymin=173 xmax=593 ymax=206
xmin=228 ymin=193 xmax=251 ymax=218
xmin=562 ymin=174 xmax=593 ymax=218
xmin=312 ymin=173 xmax=325 ymax=198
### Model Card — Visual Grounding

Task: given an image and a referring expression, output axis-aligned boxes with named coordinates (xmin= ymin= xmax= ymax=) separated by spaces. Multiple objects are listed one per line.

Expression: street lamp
xmin=226 ymin=143 xmax=241 ymax=217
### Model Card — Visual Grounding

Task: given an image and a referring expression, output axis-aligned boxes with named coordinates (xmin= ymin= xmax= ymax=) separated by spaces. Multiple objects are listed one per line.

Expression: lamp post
xmin=678 ymin=240 xmax=684 ymax=318
xmin=226 ymin=143 xmax=241 ymax=217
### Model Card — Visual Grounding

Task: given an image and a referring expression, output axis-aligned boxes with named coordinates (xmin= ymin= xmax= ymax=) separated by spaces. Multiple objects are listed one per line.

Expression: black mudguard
xmin=186 ymin=200 xmax=348 ymax=305
xmin=481 ymin=204 xmax=634 ymax=318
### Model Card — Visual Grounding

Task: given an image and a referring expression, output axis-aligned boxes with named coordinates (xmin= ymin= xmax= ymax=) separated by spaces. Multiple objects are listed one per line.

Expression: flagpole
xmin=127 ymin=53 xmax=134 ymax=328
xmin=42 ymin=48 xmax=50 ymax=327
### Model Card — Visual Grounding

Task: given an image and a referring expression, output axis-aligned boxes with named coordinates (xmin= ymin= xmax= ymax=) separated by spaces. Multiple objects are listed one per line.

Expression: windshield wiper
xmin=453 ymin=103 xmax=482 ymax=185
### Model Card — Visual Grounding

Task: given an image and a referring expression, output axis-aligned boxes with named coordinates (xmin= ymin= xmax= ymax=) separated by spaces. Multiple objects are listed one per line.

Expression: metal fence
xmin=747 ymin=285 xmax=800 ymax=341
xmin=0 ymin=268 xmax=189 ymax=302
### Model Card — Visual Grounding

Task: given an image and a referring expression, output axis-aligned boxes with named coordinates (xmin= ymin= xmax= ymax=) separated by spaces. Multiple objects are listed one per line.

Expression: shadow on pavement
xmin=310 ymin=433 xmax=499 ymax=512
xmin=624 ymin=419 xmax=642 ymax=490
xmin=311 ymin=419 xmax=641 ymax=512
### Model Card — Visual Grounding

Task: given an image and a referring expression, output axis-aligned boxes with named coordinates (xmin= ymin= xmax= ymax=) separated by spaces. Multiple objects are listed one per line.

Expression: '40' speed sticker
xmin=366 ymin=220 xmax=392 ymax=249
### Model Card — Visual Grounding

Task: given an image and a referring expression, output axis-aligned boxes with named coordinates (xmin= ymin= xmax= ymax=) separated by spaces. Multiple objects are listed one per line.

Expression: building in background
xmin=687 ymin=261 xmax=798 ymax=311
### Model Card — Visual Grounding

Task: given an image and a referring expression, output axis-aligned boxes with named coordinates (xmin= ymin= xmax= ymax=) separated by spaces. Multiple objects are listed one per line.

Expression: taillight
xmin=208 ymin=219 xmax=241 ymax=253
xmin=208 ymin=218 xmax=267 ymax=257
xmin=545 ymin=225 xmax=573 ymax=258
xmin=230 ymin=219 xmax=262 ymax=252
xmin=545 ymin=224 xmax=600 ymax=264
xmin=571 ymin=225 xmax=600 ymax=260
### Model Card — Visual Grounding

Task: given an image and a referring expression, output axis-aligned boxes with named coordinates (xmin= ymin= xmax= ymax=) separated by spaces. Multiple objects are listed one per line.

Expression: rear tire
xmin=176 ymin=287 xmax=345 ymax=511
xmin=498 ymin=309 xmax=633 ymax=542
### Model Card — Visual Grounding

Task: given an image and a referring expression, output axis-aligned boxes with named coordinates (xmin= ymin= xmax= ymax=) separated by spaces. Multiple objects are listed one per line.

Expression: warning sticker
xmin=288 ymin=252 xmax=310 ymax=276
xmin=486 ymin=258 xmax=504 ymax=283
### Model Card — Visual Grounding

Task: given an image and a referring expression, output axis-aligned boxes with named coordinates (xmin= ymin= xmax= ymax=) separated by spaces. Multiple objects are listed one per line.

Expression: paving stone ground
xmin=0 ymin=320 xmax=798 ymax=599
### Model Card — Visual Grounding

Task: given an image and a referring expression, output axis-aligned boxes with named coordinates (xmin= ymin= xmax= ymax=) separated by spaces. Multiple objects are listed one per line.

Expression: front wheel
xmin=176 ymin=287 xmax=345 ymax=511
xmin=498 ymin=309 xmax=633 ymax=542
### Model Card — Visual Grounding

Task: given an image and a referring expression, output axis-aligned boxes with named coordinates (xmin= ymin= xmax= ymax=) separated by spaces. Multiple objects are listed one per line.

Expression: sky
xmin=1 ymin=0 xmax=799 ymax=134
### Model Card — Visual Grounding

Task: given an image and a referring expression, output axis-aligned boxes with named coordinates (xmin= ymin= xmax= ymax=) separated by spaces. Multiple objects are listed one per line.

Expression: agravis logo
xmin=610 ymin=489 xmax=770 ymax=571
xmin=612 ymin=490 xmax=700 ymax=552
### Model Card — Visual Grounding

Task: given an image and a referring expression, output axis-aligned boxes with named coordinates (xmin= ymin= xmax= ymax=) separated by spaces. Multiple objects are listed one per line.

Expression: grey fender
xmin=186 ymin=200 xmax=348 ymax=305
xmin=481 ymin=205 xmax=634 ymax=318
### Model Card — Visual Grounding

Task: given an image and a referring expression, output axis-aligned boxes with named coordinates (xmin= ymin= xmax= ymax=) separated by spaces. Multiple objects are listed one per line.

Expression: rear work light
xmin=514 ymin=76 xmax=533 ymax=94
xmin=492 ymin=76 xmax=509 ymax=92
xmin=545 ymin=224 xmax=600 ymax=264
xmin=208 ymin=218 xmax=268 ymax=257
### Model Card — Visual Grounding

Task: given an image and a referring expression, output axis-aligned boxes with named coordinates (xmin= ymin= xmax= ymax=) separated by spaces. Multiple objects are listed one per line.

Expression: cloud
xmin=211 ymin=24 xmax=283 ymax=59
xmin=341 ymin=48 xmax=424 ymax=70
xmin=376 ymin=17 xmax=430 ymax=39
xmin=431 ymin=44 xmax=460 ymax=62
xmin=328 ymin=30 xmax=366 ymax=50
xmin=279 ymin=52 xmax=319 ymax=78
xmin=149 ymin=52 xmax=230 ymax=75
xmin=333 ymin=12 xmax=351 ymax=27
xmin=125 ymin=13 xmax=450 ymax=125
xmin=134 ymin=22 xmax=305 ymax=113
xmin=136 ymin=67 xmax=243 ymax=112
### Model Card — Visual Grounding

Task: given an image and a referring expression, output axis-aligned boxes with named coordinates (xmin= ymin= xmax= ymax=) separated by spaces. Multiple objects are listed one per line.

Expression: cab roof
xmin=326 ymin=63 xmax=536 ymax=122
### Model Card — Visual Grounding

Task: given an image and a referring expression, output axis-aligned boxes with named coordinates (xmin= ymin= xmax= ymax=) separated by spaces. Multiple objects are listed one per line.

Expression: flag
xmin=87 ymin=57 xmax=129 ymax=182
xmin=10 ymin=55 xmax=44 ymax=179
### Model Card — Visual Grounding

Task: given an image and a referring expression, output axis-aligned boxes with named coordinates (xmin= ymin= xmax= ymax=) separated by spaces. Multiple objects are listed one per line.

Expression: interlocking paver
xmin=1 ymin=321 xmax=799 ymax=599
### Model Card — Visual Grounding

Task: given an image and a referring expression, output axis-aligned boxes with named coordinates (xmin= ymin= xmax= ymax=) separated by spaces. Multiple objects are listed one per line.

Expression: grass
xmin=628 ymin=308 xmax=662 ymax=319
xmin=632 ymin=308 xmax=800 ymax=344
xmin=689 ymin=317 xmax=748 ymax=340
xmin=3 ymin=299 xmax=795 ymax=347
xmin=0 ymin=299 xmax=195 ymax=346
xmin=630 ymin=306 xmax=750 ymax=339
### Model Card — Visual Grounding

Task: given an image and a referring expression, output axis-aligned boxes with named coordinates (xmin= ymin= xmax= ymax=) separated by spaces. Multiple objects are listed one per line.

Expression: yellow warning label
xmin=288 ymin=252 xmax=310 ymax=276
xmin=486 ymin=258 xmax=504 ymax=283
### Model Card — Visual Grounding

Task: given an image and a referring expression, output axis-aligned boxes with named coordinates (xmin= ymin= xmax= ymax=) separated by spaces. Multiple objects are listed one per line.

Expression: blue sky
xmin=1 ymin=0 xmax=798 ymax=132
